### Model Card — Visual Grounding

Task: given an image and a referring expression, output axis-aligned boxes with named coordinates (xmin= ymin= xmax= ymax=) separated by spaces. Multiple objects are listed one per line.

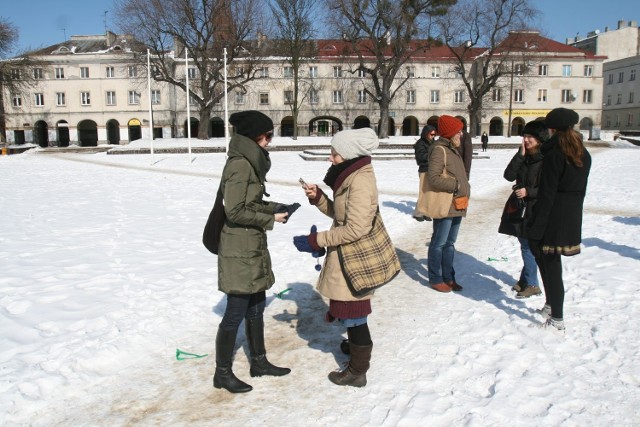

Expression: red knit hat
xmin=437 ymin=115 xmax=463 ymax=139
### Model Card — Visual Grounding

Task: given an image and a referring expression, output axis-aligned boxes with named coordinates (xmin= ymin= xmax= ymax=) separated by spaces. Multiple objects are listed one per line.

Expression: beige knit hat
xmin=330 ymin=128 xmax=379 ymax=160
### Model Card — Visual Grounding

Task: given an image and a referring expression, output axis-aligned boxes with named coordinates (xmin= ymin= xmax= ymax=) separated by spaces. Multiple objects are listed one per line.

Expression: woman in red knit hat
xmin=426 ymin=115 xmax=471 ymax=293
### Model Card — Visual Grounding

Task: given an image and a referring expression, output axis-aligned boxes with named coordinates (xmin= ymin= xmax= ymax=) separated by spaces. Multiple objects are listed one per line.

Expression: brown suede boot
xmin=328 ymin=342 xmax=372 ymax=387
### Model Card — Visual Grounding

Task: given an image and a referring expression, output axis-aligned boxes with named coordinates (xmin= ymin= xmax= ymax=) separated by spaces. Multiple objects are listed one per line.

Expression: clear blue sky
xmin=2 ymin=0 xmax=639 ymax=55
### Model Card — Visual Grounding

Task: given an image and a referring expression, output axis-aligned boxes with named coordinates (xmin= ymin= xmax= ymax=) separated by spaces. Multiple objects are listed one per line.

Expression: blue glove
xmin=293 ymin=225 xmax=326 ymax=257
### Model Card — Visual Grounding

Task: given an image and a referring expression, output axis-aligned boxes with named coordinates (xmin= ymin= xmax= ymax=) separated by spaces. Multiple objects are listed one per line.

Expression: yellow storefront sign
xmin=128 ymin=118 xmax=141 ymax=126
xmin=503 ymin=110 xmax=550 ymax=117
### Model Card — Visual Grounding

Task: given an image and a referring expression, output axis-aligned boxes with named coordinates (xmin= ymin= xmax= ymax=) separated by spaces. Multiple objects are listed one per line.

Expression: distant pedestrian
xmin=526 ymin=108 xmax=591 ymax=332
xmin=413 ymin=124 xmax=438 ymax=221
xmin=481 ymin=132 xmax=489 ymax=152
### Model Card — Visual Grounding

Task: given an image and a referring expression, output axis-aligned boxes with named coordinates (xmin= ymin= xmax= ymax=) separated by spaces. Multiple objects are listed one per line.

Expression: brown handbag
xmin=422 ymin=146 xmax=454 ymax=219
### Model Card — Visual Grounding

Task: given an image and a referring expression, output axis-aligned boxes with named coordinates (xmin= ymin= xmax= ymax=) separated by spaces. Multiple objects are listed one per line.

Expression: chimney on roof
xmin=630 ymin=20 xmax=637 ymax=28
xmin=106 ymin=31 xmax=117 ymax=47
xmin=618 ymin=20 xmax=627 ymax=29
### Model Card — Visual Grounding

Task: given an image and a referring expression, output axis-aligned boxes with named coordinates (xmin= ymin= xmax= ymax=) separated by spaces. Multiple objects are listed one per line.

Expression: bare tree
xmin=0 ymin=18 xmax=42 ymax=144
xmin=327 ymin=0 xmax=454 ymax=138
xmin=268 ymin=0 xmax=318 ymax=139
xmin=114 ymin=0 xmax=266 ymax=139
xmin=436 ymin=0 xmax=538 ymax=136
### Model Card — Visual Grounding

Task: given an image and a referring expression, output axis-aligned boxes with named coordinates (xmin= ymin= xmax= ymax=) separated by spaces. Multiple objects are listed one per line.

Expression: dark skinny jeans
xmin=219 ymin=291 xmax=266 ymax=333
xmin=529 ymin=240 xmax=565 ymax=319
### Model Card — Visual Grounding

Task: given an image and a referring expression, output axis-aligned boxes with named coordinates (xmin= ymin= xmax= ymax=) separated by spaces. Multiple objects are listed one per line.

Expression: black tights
xmin=348 ymin=323 xmax=372 ymax=346
xmin=530 ymin=240 xmax=565 ymax=319
xmin=218 ymin=291 xmax=266 ymax=333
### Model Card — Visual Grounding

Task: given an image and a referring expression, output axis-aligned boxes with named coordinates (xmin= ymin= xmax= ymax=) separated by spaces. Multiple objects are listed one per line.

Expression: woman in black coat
xmin=498 ymin=121 xmax=547 ymax=299
xmin=526 ymin=108 xmax=591 ymax=332
xmin=413 ymin=124 xmax=437 ymax=221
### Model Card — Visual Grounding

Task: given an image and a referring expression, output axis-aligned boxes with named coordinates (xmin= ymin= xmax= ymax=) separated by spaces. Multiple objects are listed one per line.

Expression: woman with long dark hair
xmin=526 ymin=108 xmax=591 ymax=332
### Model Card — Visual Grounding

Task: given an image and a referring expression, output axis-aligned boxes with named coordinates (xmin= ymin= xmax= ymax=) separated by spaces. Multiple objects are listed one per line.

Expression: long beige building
xmin=2 ymin=31 xmax=605 ymax=146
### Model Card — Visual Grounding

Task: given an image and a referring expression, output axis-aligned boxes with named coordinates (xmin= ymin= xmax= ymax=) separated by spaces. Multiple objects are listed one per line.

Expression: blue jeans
xmin=518 ymin=237 xmax=539 ymax=286
xmin=428 ymin=216 xmax=462 ymax=284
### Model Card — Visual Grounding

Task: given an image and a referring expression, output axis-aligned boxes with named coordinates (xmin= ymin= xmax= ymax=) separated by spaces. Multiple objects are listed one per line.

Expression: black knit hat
xmin=545 ymin=108 xmax=579 ymax=130
xmin=522 ymin=120 xmax=548 ymax=144
xmin=229 ymin=110 xmax=273 ymax=139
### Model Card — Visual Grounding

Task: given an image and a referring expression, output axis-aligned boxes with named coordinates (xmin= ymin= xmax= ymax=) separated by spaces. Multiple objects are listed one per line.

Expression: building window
xmin=617 ymin=93 xmax=622 ymax=104
xmin=454 ymin=90 xmax=465 ymax=103
xmin=608 ymin=74 xmax=613 ymax=84
xmin=282 ymin=66 xmax=293 ymax=78
xmin=284 ymin=90 xmax=293 ymax=104
xmin=537 ymin=89 xmax=547 ymax=102
xmin=618 ymin=71 xmax=624 ymax=83
xmin=584 ymin=65 xmax=593 ymax=77
xmin=628 ymin=113 xmax=634 ymax=126
xmin=615 ymin=115 xmax=620 ymax=127
xmin=11 ymin=69 xmax=21 ymax=79
xmin=406 ymin=66 xmax=415 ymax=78
xmin=12 ymin=94 xmax=22 ymax=107
xmin=309 ymin=66 xmax=317 ymax=78
xmin=562 ymin=65 xmax=572 ymax=77
xmin=128 ymin=66 xmax=138 ymax=78
xmin=606 ymin=95 xmax=611 ymax=105
xmin=629 ymin=92 xmax=635 ymax=103
xmin=630 ymin=69 xmax=636 ymax=81
xmin=259 ymin=92 xmax=269 ymax=105
xmin=106 ymin=91 xmax=116 ymax=106
xmin=358 ymin=67 xmax=366 ymax=78
xmin=151 ymin=89 xmax=161 ymax=105
xmin=514 ymin=64 xmax=525 ymax=76
xmin=189 ymin=94 xmax=197 ymax=105
xmin=106 ymin=66 xmax=115 ymax=78
xmin=605 ymin=116 xmax=611 ymax=127
xmin=431 ymin=66 xmax=441 ymax=78
xmin=80 ymin=92 xmax=91 ymax=105
xmin=187 ymin=67 xmax=197 ymax=79
xmin=33 ymin=68 xmax=43 ymax=79
xmin=333 ymin=66 xmax=342 ymax=78
xmin=128 ymin=90 xmax=140 ymax=105
xmin=233 ymin=91 xmax=244 ymax=104
xmin=257 ymin=67 xmax=268 ymax=78
xmin=80 ymin=67 xmax=90 ymax=78
xmin=538 ymin=64 xmax=548 ymax=76
xmin=34 ymin=93 xmax=44 ymax=106
xmin=55 ymin=67 xmax=65 ymax=79
xmin=406 ymin=89 xmax=416 ymax=104
xmin=309 ymin=89 xmax=318 ymax=104
xmin=357 ymin=90 xmax=367 ymax=103
xmin=583 ymin=89 xmax=593 ymax=103
xmin=514 ymin=89 xmax=524 ymax=103
xmin=332 ymin=90 xmax=343 ymax=104
xmin=492 ymin=88 xmax=502 ymax=102
xmin=430 ymin=90 xmax=440 ymax=103
xmin=561 ymin=89 xmax=573 ymax=103
xmin=56 ymin=92 xmax=66 ymax=106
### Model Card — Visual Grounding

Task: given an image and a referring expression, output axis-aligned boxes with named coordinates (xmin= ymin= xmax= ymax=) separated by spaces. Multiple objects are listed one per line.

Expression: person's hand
xmin=293 ymin=225 xmax=326 ymax=257
xmin=275 ymin=203 xmax=301 ymax=223
xmin=274 ymin=212 xmax=288 ymax=223
xmin=520 ymin=139 xmax=526 ymax=156
xmin=515 ymin=187 xmax=528 ymax=198
xmin=303 ymin=183 xmax=317 ymax=200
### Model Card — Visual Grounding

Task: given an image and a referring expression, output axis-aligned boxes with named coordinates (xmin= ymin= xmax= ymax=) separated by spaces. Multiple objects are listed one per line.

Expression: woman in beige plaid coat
xmin=293 ymin=128 xmax=383 ymax=388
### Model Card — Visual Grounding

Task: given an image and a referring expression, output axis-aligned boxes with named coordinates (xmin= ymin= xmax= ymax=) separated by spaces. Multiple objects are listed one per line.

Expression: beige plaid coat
xmin=314 ymin=163 xmax=378 ymax=301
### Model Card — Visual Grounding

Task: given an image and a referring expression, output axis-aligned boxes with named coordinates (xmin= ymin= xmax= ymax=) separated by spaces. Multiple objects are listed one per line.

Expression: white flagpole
xmin=147 ymin=49 xmax=154 ymax=164
xmin=185 ymin=49 xmax=192 ymax=163
xmin=224 ymin=48 xmax=229 ymax=156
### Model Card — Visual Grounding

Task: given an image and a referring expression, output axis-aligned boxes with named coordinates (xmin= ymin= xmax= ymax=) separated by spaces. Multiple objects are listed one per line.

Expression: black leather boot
xmin=245 ymin=318 xmax=291 ymax=377
xmin=328 ymin=342 xmax=373 ymax=387
xmin=213 ymin=328 xmax=252 ymax=393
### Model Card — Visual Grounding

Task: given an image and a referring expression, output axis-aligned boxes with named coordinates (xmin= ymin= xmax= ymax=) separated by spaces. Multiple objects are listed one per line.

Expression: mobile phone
xmin=299 ymin=178 xmax=308 ymax=188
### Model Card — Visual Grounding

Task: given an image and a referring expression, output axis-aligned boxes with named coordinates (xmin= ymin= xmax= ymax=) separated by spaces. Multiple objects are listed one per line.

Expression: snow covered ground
xmin=1 ymin=135 xmax=639 ymax=426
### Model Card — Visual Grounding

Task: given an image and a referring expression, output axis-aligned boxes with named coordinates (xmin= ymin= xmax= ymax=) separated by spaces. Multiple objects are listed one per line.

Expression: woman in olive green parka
xmin=212 ymin=110 xmax=294 ymax=394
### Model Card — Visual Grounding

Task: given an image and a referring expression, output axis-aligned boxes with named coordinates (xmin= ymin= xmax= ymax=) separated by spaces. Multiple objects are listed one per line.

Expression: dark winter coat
xmin=498 ymin=149 xmax=544 ymax=237
xmin=526 ymin=133 xmax=591 ymax=255
xmin=481 ymin=134 xmax=489 ymax=144
xmin=428 ymin=138 xmax=471 ymax=218
xmin=456 ymin=131 xmax=473 ymax=179
xmin=217 ymin=134 xmax=279 ymax=294
xmin=414 ymin=137 xmax=432 ymax=173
